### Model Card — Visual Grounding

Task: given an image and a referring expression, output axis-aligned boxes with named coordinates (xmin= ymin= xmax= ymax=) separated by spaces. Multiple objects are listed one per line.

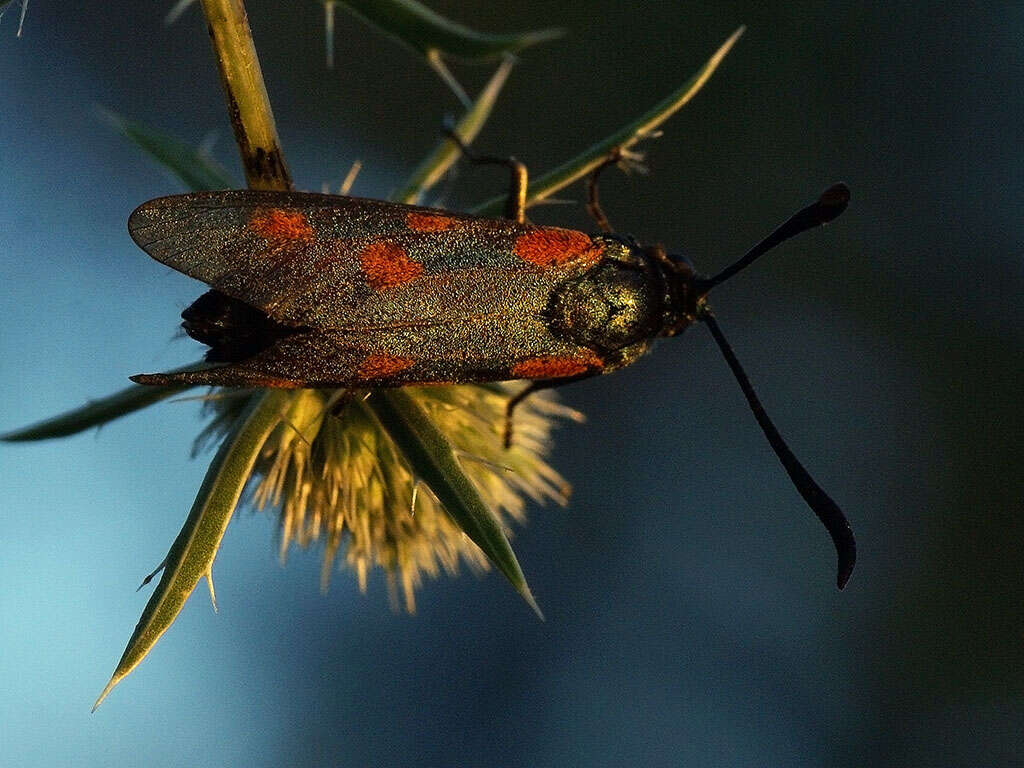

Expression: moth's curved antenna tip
xmin=817 ymin=182 xmax=851 ymax=223
xmin=835 ymin=531 xmax=856 ymax=590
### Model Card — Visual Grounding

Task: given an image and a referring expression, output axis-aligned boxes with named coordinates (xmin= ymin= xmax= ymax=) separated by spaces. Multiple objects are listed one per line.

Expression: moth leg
xmin=504 ymin=375 xmax=590 ymax=450
xmin=323 ymin=388 xmax=354 ymax=421
xmin=586 ymin=144 xmax=651 ymax=233
xmin=585 ymin=146 xmax=630 ymax=234
xmin=442 ymin=123 xmax=527 ymax=223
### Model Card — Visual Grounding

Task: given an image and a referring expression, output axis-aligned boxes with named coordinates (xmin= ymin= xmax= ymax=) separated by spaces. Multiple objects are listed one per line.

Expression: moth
xmin=128 ymin=162 xmax=856 ymax=588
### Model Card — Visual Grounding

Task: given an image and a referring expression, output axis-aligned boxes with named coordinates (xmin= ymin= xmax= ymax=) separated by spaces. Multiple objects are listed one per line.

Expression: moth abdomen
xmin=181 ymin=289 xmax=307 ymax=363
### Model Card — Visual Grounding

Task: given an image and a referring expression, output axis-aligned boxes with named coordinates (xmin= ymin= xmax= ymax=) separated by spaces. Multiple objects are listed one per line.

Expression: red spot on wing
xmin=358 ymin=241 xmax=423 ymax=290
xmin=356 ymin=354 xmax=416 ymax=380
xmin=510 ymin=351 xmax=604 ymax=380
xmin=406 ymin=211 xmax=458 ymax=232
xmin=514 ymin=228 xmax=603 ymax=268
xmin=250 ymin=209 xmax=313 ymax=240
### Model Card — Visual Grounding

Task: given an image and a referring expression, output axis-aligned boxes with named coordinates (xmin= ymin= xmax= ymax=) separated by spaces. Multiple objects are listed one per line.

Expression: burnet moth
xmin=128 ymin=148 xmax=856 ymax=589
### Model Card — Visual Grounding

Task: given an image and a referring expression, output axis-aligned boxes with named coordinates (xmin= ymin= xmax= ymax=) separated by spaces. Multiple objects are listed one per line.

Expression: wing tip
xmin=126 ymin=194 xmax=190 ymax=248
xmin=130 ymin=372 xmax=190 ymax=386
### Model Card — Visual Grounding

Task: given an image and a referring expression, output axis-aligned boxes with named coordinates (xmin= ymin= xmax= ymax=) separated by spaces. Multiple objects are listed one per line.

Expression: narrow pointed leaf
xmin=473 ymin=27 xmax=745 ymax=216
xmin=0 ymin=0 xmax=28 ymax=36
xmin=323 ymin=0 xmax=336 ymax=67
xmin=424 ymin=49 xmax=472 ymax=107
xmin=334 ymin=0 xmax=562 ymax=62
xmin=98 ymin=107 xmax=236 ymax=191
xmin=364 ymin=390 xmax=542 ymax=617
xmin=394 ymin=55 xmax=515 ymax=204
xmin=164 ymin=0 xmax=196 ymax=26
xmin=2 ymin=364 xmax=204 ymax=442
xmin=93 ymin=390 xmax=290 ymax=710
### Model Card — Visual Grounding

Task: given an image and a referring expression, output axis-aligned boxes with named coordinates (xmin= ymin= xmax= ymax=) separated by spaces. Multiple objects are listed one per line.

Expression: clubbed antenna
xmin=701 ymin=311 xmax=856 ymax=588
xmin=695 ymin=183 xmax=850 ymax=294
xmin=693 ymin=184 xmax=856 ymax=588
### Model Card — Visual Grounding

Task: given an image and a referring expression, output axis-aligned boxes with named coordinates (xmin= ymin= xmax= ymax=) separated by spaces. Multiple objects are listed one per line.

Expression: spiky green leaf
xmin=2 ymin=365 xmax=203 ymax=442
xmin=92 ymin=390 xmax=290 ymax=710
xmin=364 ymin=391 xmax=542 ymax=617
xmin=394 ymin=55 xmax=515 ymax=204
xmin=329 ymin=0 xmax=560 ymax=105
xmin=333 ymin=0 xmax=562 ymax=61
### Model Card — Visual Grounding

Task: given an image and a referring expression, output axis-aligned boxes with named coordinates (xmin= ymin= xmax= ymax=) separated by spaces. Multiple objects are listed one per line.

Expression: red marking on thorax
xmin=406 ymin=212 xmax=458 ymax=232
xmin=511 ymin=351 xmax=604 ymax=380
xmin=513 ymin=228 xmax=603 ymax=268
xmin=356 ymin=354 xmax=416 ymax=379
xmin=358 ymin=241 xmax=423 ymax=290
xmin=249 ymin=209 xmax=313 ymax=240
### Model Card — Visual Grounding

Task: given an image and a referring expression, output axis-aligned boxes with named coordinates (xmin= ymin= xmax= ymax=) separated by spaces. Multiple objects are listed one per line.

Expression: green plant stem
xmin=200 ymin=0 xmax=293 ymax=191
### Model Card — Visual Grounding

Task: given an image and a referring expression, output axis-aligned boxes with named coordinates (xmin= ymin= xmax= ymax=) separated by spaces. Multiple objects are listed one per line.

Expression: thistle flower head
xmin=200 ymin=384 xmax=578 ymax=612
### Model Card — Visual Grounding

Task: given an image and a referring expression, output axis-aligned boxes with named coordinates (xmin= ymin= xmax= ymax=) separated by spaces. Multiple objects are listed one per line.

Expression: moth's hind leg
xmin=503 ymin=375 xmax=590 ymax=450
xmin=323 ymin=388 xmax=355 ymax=420
xmin=442 ymin=121 xmax=527 ymax=224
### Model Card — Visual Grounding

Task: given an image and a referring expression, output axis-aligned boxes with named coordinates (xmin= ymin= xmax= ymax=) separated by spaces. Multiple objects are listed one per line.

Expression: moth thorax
xmin=545 ymin=260 xmax=665 ymax=354
xmin=657 ymin=255 xmax=701 ymax=338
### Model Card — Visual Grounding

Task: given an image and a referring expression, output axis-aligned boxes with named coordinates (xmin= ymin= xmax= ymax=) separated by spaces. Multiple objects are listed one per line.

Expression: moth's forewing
xmin=129 ymin=191 xmax=604 ymax=324
xmin=130 ymin=191 xmax=609 ymax=388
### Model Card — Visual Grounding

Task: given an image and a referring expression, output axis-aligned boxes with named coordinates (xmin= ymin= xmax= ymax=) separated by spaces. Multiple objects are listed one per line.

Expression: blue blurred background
xmin=2 ymin=2 xmax=1023 ymax=765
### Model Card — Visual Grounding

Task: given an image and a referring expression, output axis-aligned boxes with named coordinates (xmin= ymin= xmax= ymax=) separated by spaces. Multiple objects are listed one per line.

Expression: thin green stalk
xmin=473 ymin=27 xmax=744 ymax=216
xmin=394 ymin=55 xmax=515 ymax=204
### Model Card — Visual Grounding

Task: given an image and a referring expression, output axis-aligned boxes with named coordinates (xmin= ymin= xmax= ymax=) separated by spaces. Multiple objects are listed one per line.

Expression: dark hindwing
xmin=130 ymin=190 xmax=608 ymax=387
